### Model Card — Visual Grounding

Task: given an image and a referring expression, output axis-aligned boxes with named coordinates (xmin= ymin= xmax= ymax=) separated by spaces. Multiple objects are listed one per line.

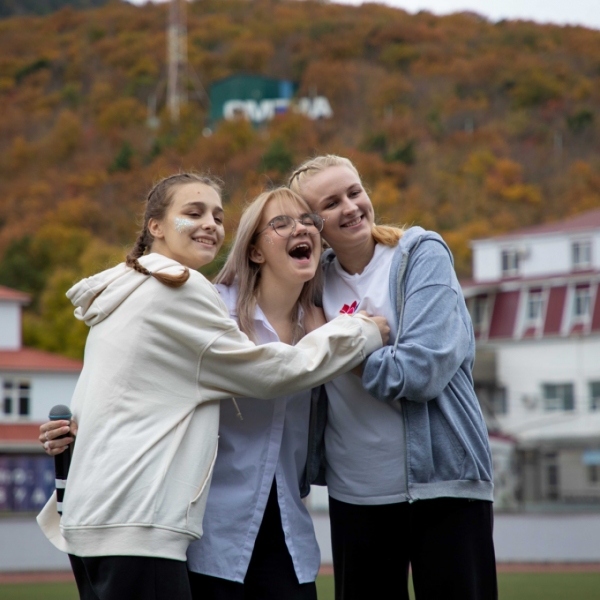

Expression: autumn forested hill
xmin=1 ymin=0 xmax=600 ymax=358
xmin=0 ymin=0 xmax=109 ymax=18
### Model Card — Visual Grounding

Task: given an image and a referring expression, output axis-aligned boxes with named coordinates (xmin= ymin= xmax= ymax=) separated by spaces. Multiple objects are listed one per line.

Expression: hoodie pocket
xmin=185 ymin=444 xmax=218 ymax=536
xmin=429 ymin=403 xmax=466 ymax=481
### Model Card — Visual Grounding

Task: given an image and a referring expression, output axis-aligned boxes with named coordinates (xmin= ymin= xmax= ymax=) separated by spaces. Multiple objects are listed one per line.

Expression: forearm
xmin=200 ymin=314 xmax=382 ymax=401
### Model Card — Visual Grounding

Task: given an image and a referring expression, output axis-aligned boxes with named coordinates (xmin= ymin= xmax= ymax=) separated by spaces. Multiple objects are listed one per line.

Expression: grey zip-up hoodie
xmin=362 ymin=227 xmax=494 ymax=502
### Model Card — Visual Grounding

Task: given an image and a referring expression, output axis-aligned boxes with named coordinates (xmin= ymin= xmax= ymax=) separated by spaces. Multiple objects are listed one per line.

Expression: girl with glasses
xmin=37 ymin=174 xmax=389 ymax=600
xmin=290 ymin=156 xmax=498 ymax=600
xmin=185 ymin=188 xmax=334 ymax=600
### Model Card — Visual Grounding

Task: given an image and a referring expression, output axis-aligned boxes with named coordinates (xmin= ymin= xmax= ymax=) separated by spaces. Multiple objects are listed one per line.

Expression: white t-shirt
xmin=323 ymin=244 xmax=407 ymax=505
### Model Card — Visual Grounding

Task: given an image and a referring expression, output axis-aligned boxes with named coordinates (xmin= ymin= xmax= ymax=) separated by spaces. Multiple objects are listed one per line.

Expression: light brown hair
xmin=289 ymin=155 xmax=405 ymax=246
xmin=126 ymin=172 xmax=222 ymax=288
xmin=214 ymin=187 xmax=322 ymax=344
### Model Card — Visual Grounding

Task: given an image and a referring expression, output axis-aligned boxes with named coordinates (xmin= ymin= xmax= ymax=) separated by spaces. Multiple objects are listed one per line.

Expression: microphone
xmin=49 ymin=404 xmax=72 ymax=515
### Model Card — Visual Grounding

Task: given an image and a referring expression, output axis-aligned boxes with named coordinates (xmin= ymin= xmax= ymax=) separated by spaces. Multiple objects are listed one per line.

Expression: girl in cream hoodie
xmin=38 ymin=173 xmax=388 ymax=600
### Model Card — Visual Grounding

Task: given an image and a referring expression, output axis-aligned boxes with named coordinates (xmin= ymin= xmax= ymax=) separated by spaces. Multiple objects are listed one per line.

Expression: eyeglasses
xmin=257 ymin=213 xmax=324 ymax=238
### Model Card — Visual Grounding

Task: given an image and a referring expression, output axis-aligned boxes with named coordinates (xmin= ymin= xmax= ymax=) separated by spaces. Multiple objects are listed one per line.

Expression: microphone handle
xmin=54 ymin=429 xmax=71 ymax=514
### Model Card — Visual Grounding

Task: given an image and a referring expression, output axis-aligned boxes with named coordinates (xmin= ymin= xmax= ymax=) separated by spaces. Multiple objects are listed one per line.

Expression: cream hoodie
xmin=37 ymin=253 xmax=382 ymax=561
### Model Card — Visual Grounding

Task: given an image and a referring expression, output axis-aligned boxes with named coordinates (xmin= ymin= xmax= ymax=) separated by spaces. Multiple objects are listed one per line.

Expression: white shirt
xmin=186 ymin=284 xmax=321 ymax=583
xmin=323 ymin=244 xmax=408 ymax=505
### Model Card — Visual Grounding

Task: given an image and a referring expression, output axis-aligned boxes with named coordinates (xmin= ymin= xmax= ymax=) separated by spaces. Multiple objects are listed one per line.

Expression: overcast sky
xmin=128 ymin=0 xmax=600 ymax=30
xmin=337 ymin=0 xmax=600 ymax=29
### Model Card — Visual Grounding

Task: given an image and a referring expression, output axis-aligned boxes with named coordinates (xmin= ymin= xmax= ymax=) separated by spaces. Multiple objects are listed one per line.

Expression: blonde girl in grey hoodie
xmin=290 ymin=156 xmax=497 ymax=600
xmin=38 ymin=172 xmax=388 ymax=600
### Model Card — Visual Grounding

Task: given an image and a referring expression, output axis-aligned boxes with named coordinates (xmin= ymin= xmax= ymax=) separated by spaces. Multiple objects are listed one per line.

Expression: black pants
xmin=69 ymin=554 xmax=192 ymax=600
xmin=188 ymin=480 xmax=317 ymax=600
xmin=329 ymin=496 xmax=498 ymax=600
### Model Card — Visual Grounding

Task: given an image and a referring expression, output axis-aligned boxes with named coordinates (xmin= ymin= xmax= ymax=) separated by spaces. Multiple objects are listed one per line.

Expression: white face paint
xmin=174 ymin=217 xmax=195 ymax=234
xmin=263 ymin=233 xmax=274 ymax=245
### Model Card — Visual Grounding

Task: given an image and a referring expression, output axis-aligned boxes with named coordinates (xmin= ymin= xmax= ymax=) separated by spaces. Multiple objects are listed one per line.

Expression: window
xmin=543 ymin=383 xmax=575 ymax=411
xmin=573 ymin=287 xmax=591 ymax=319
xmin=591 ymin=382 xmax=600 ymax=411
xmin=501 ymin=249 xmax=519 ymax=277
xmin=572 ymin=241 xmax=591 ymax=270
xmin=491 ymin=387 xmax=508 ymax=415
xmin=2 ymin=380 xmax=30 ymax=418
xmin=472 ymin=296 xmax=488 ymax=328
xmin=526 ymin=289 xmax=543 ymax=324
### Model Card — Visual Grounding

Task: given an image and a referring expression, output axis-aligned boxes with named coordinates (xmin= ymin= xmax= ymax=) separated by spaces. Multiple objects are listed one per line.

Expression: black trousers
xmin=329 ymin=496 xmax=498 ymax=600
xmin=188 ymin=480 xmax=317 ymax=600
xmin=69 ymin=554 xmax=192 ymax=600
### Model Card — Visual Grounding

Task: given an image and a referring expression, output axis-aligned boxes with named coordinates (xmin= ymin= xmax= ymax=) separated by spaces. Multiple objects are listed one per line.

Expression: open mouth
xmin=342 ymin=215 xmax=363 ymax=228
xmin=288 ymin=243 xmax=312 ymax=262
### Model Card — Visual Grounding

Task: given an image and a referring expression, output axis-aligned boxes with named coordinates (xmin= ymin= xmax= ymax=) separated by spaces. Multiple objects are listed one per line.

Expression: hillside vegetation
xmin=1 ymin=0 xmax=600 ymax=358
xmin=0 ymin=0 xmax=109 ymax=18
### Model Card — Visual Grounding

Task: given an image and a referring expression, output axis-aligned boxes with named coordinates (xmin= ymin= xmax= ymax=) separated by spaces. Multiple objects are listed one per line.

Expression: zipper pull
xmin=231 ymin=398 xmax=243 ymax=421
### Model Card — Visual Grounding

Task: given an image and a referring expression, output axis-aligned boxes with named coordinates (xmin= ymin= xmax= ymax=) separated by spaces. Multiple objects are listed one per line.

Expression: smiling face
xmin=299 ymin=165 xmax=375 ymax=254
xmin=251 ymin=197 xmax=321 ymax=287
xmin=148 ymin=182 xmax=225 ymax=270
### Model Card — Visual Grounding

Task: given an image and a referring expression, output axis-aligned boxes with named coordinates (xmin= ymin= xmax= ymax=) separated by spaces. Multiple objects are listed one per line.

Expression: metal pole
xmin=167 ymin=0 xmax=187 ymax=123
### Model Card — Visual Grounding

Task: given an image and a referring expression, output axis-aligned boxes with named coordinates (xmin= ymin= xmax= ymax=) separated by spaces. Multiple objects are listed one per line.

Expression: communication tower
xmin=167 ymin=0 xmax=188 ymax=123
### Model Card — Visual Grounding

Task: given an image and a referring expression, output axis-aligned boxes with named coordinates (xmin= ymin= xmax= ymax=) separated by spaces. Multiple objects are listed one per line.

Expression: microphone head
xmin=49 ymin=405 xmax=72 ymax=420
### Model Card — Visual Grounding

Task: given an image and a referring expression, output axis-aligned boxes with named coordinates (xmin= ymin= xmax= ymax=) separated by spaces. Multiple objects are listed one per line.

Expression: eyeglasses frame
xmin=256 ymin=213 xmax=325 ymax=238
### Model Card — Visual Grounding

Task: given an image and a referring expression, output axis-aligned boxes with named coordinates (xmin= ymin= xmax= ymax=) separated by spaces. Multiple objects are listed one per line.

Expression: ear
xmin=249 ymin=245 xmax=264 ymax=264
xmin=148 ymin=218 xmax=164 ymax=241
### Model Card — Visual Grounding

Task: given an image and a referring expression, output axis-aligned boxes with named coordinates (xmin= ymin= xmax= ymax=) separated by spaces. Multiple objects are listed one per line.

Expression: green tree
xmin=262 ymin=139 xmax=293 ymax=174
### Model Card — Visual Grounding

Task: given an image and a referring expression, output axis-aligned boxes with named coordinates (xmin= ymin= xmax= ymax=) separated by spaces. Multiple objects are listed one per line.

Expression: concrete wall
xmin=310 ymin=511 xmax=600 ymax=566
xmin=0 ymin=517 xmax=71 ymax=572
xmin=2 ymin=512 xmax=600 ymax=571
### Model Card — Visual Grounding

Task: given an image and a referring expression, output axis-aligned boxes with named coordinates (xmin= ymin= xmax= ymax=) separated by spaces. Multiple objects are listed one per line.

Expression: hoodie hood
xmin=321 ymin=226 xmax=454 ymax=267
xmin=396 ymin=226 xmax=454 ymax=266
xmin=67 ymin=253 xmax=186 ymax=326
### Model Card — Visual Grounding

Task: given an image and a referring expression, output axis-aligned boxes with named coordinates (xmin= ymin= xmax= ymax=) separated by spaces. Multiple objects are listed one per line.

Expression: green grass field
xmin=1 ymin=573 xmax=600 ymax=599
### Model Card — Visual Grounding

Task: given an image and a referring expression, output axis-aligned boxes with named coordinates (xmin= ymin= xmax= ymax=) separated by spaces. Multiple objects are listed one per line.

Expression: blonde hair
xmin=214 ymin=187 xmax=322 ymax=344
xmin=126 ymin=172 xmax=222 ymax=288
xmin=289 ymin=155 xmax=405 ymax=247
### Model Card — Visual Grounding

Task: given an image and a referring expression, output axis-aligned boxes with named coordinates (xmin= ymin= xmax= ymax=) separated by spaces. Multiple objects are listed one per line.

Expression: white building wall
xmin=520 ymin=235 xmax=570 ymax=278
xmin=473 ymin=230 xmax=600 ymax=283
xmin=472 ymin=243 xmax=500 ymax=282
xmin=593 ymin=231 xmax=600 ymax=269
xmin=0 ymin=303 xmax=21 ymax=350
xmin=492 ymin=337 xmax=600 ymax=431
xmin=0 ymin=371 xmax=80 ymax=422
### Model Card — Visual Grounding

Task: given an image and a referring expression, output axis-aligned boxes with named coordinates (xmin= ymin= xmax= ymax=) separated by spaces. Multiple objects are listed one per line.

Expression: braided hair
xmin=125 ymin=172 xmax=223 ymax=288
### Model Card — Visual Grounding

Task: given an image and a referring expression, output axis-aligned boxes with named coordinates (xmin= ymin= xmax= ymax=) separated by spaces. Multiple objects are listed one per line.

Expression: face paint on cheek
xmin=263 ymin=234 xmax=274 ymax=245
xmin=174 ymin=218 xmax=195 ymax=234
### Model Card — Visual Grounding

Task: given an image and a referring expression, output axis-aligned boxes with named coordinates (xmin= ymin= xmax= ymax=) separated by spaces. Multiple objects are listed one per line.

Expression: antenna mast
xmin=167 ymin=0 xmax=188 ymax=123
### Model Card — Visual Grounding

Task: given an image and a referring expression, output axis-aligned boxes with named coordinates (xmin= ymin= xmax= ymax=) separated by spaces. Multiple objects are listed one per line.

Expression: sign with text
xmin=210 ymin=75 xmax=333 ymax=124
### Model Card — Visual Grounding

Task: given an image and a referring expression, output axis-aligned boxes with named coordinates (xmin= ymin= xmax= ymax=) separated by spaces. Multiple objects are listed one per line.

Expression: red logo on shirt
xmin=339 ymin=301 xmax=359 ymax=315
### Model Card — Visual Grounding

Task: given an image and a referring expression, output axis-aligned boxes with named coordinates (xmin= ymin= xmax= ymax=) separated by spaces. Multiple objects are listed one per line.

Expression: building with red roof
xmin=0 ymin=285 xmax=82 ymax=513
xmin=463 ymin=208 xmax=600 ymax=507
